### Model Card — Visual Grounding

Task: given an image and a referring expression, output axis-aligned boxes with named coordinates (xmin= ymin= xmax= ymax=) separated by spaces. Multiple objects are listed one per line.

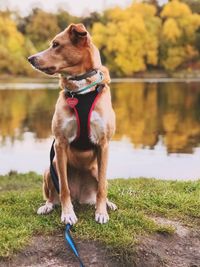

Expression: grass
xmin=0 ymin=172 xmax=200 ymax=262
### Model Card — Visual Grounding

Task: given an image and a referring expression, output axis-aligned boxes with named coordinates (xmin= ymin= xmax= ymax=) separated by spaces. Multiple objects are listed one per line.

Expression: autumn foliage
xmin=0 ymin=0 xmax=200 ymax=77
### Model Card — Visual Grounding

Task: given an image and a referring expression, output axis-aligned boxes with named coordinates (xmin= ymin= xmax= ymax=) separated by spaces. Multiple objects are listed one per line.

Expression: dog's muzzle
xmin=28 ymin=56 xmax=56 ymax=75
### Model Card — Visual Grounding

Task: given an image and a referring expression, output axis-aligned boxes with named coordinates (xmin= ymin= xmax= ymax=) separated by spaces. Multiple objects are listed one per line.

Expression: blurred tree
xmin=92 ymin=3 xmax=161 ymax=76
xmin=0 ymin=12 xmax=36 ymax=75
xmin=81 ymin=12 xmax=104 ymax=32
xmin=195 ymin=28 xmax=200 ymax=52
xmin=160 ymin=0 xmax=200 ymax=71
xmin=56 ymin=9 xmax=79 ymax=31
xmin=144 ymin=0 xmax=159 ymax=5
xmin=1 ymin=0 xmax=200 ymax=77
xmin=143 ymin=0 xmax=162 ymax=13
xmin=182 ymin=0 xmax=200 ymax=14
xmin=25 ymin=8 xmax=60 ymax=50
xmin=16 ymin=13 xmax=29 ymax=34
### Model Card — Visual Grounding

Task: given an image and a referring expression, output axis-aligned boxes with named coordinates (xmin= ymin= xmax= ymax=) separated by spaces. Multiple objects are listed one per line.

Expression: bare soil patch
xmin=135 ymin=217 xmax=200 ymax=267
xmin=1 ymin=218 xmax=200 ymax=267
xmin=0 ymin=234 xmax=120 ymax=267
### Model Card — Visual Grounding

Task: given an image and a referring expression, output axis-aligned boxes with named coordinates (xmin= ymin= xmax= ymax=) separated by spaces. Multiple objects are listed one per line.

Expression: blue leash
xmin=65 ymin=224 xmax=85 ymax=267
xmin=50 ymin=141 xmax=85 ymax=266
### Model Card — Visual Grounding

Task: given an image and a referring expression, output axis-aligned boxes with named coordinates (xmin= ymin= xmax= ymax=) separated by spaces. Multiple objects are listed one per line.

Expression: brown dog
xmin=28 ymin=23 xmax=117 ymax=224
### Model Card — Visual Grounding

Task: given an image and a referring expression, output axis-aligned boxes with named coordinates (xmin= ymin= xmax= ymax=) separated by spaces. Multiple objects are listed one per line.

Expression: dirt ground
xmin=1 ymin=218 xmax=200 ymax=267
xmin=135 ymin=217 xmax=200 ymax=267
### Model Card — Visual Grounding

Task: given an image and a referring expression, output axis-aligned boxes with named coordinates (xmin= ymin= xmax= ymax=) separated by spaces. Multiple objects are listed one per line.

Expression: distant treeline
xmin=0 ymin=0 xmax=200 ymax=77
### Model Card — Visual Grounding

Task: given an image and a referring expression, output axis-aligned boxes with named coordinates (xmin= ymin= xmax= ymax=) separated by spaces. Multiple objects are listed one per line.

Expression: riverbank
xmin=2 ymin=76 xmax=200 ymax=91
xmin=0 ymin=172 xmax=199 ymax=266
xmin=1 ymin=69 xmax=200 ymax=83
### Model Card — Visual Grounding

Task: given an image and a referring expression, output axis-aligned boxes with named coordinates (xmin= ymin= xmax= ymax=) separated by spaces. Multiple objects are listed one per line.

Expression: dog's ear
xmin=68 ymin=24 xmax=89 ymax=46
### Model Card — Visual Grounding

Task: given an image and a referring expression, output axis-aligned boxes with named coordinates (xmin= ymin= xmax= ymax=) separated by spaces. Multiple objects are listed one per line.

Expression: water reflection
xmin=0 ymin=89 xmax=57 ymax=142
xmin=112 ymin=82 xmax=200 ymax=153
xmin=0 ymin=81 xmax=200 ymax=179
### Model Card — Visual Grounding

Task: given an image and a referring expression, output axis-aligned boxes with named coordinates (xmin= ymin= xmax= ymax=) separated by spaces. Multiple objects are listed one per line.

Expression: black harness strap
xmin=68 ymin=69 xmax=98 ymax=81
xmin=71 ymin=88 xmax=97 ymax=150
xmin=50 ymin=139 xmax=60 ymax=193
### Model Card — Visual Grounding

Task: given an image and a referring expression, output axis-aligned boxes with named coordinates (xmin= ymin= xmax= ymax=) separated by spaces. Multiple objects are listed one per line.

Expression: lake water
xmin=0 ymin=79 xmax=200 ymax=180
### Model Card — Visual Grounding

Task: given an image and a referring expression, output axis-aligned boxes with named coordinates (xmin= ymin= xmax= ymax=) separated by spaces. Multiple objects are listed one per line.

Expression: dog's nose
xmin=28 ymin=56 xmax=36 ymax=65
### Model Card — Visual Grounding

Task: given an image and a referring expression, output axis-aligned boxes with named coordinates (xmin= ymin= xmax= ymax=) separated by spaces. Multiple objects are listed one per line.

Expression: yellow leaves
xmin=91 ymin=22 xmax=106 ymax=47
xmin=115 ymin=53 xmax=146 ymax=75
xmin=129 ymin=14 xmax=146 ymax=35
xmin=92 ymin=3 xmax=161 ymax=76
xmin=181 ymin=14 xmax=200 ymax=38
xmin=0 ymin=0 xmax=200 ymax=76
xmin=110 ymin=24 xmax=147 ymax=73
xmin=185 ymin=45 xmax=198 ymax=59
xmin=161 ymin=0 xmax=191 ymax=18
xmin=162 ymin=18 xmax=181 ymax=42
xmin=190 ymin=13 xmax=200 ymax=29
xmin=161 ymin=44 xmax=199 ymax=71
xmin=107 ymin=31 xmax=127 ymax=53
xmin=0 ymin=14 xmax=35 ymax=75
xmin=129 ymin=3 xmax=157 ymax=18
xmin=105 ymin=7 xmax=126 ymax=22
xmin=161 ymin=1 xmax=200 ymax=42
xmin=0 ymin=16 xmax=24 ymax=52
xmin=161 ymin=46 xmax=186 ymax=70
xmin=146 ymin=50 xmax=158 ymax=66
xmin=8 ymin=37 xmax=24 ymax=54
xmin=160 ymin=0 xmax=200 ymax=71
xmin=26 ymin=9 xmax=60 ymax=50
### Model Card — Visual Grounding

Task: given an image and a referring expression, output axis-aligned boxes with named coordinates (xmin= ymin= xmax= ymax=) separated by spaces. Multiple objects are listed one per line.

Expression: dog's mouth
xmin=38 ymin=66 xmax=56 ymax=75
xmin=28 ymin=57 xmax=57 ymax=75
xmin=32 ymin=64 xmax=56 ymax=75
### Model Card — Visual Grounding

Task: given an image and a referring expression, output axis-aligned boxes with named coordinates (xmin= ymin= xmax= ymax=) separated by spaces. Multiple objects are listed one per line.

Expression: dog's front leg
xmin=54 ymin=139 xmax=77 ymax=225
xmin=95 ymin=142 xmax=109 ymax=224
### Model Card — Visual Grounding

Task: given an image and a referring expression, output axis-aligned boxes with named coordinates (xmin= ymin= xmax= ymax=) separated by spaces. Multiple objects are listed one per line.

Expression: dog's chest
xmin=61 ymin=111 xmax=106 ymax=145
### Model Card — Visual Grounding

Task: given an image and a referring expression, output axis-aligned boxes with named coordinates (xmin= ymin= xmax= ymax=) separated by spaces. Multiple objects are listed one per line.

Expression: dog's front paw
xmin=95 ymin=211 xmax=109 ymax=224
xmin=37 ymin=202 xmax=54 ymax=215
xmin=61 ymin=210 xmax=78 ymax=225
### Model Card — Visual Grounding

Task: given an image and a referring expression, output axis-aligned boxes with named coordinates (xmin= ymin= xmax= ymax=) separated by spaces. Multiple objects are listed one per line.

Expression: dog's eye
xmin=52 ymin=42 xmax=59 ymax=48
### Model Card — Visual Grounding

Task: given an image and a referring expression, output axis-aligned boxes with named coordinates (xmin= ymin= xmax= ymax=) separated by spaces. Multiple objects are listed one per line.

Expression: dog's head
xmin=28 ymin=23 xmax=102 ymax=76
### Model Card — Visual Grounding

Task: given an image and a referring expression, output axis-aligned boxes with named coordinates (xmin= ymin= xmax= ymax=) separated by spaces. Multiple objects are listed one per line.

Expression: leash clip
xmin=70 ymin=91 xmax=75 ymax=98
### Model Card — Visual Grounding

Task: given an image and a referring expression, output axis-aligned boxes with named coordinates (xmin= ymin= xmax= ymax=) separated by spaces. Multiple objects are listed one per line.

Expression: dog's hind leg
xmin=106 ymin=199 xmax=117 ymax=211
xmin=78 ymin=172 xmax=98 ymax=205
xmin=78 ymin=170 xmax=117 ymax=211
xmin=37 ymin=168 xmax=59 ymax=215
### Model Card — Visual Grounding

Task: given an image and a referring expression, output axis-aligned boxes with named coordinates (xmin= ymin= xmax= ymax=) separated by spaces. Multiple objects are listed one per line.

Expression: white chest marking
xmin=61 ymin=111 xmax=106 ymax=145
xmin=62 ymin=115 xmax=77 ymax=143
xmin=90 ymin=111 xmax=106 ymax=144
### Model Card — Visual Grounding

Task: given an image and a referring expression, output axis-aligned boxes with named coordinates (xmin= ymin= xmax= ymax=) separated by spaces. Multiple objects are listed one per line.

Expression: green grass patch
xmin=0 ymin=173 xmax=199 ymax=260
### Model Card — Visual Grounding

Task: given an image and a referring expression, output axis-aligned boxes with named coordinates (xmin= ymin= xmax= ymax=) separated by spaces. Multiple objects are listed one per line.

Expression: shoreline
xmin=1 ymin=76 xmax=200 ymax=87
xmin=1 ymin=69 xmax=200 ymax=83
